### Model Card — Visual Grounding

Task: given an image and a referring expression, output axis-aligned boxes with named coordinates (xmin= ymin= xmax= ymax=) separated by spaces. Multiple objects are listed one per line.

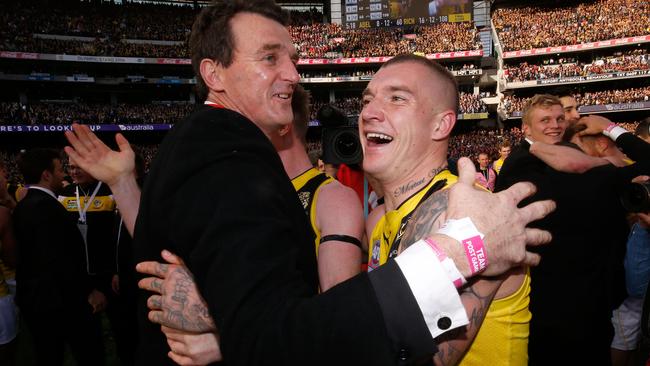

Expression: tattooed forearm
xmin=460 ymin=281 xmax=498 ymax=332
xmin=398 ymin=189 xmax=449 ymax=253
xmin=432 ymin=327 xmax=466 ymax=366
xmin=432 ymin=278 xmax=502 ymax=366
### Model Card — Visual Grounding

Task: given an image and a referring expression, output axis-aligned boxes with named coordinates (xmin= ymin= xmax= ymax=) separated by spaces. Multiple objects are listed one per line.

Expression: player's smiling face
xmin=359 ymin=61 xmax=441 ymax=181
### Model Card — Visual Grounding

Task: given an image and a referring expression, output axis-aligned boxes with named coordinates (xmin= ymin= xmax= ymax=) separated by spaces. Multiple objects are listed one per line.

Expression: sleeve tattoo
xmin=398 ymin=189 xmax=449 ymax=253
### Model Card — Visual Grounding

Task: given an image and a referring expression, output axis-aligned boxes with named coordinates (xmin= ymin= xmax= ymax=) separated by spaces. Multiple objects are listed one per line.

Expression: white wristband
xmin=603 ymin=123 xmax=628 ymax=141
xmin=437 ymin=217 xmax=488 ymax=276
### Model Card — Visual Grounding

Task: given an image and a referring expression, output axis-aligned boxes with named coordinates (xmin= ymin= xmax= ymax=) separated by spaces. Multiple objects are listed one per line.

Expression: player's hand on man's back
xmin=441 ymin=157 xmax=555 ymax=277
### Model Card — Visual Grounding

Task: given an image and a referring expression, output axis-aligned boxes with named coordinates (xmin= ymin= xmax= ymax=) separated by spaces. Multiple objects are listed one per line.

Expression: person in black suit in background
xmin=12 ymin=149 xmax=105 ymax=366
xmin=495 ymin=95 xmax=650 ymax=365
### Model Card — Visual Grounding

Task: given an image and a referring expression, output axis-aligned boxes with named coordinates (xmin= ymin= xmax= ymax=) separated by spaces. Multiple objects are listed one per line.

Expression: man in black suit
xmin=13 ymin=149 xmax=105 ymax=366
xmin=63 ymin=2 xmax=553 ymax=365
xmin=496 ymin=95 xmax=650 ymax=365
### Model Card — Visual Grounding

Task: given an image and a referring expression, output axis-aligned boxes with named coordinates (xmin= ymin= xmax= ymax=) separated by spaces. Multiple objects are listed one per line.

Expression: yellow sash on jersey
xmin=368 ymin=169 xmax=457 ymax=270
xmin=291 ymin=168 xmax=334 ymax=257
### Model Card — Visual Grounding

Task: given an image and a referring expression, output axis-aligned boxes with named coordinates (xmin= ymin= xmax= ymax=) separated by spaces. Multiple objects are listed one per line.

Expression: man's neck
xmin=277 ymin=143 xmax=313 ymax=180
xmin=77 ymin=181 xmax=99 ymax=193
xmin=30 ymin=184 xmax=56 ymax=198
xmin=206 ymin=95 xmax=280 ymax=140
xmin=381 ymin=155 xmax=448 ymax=211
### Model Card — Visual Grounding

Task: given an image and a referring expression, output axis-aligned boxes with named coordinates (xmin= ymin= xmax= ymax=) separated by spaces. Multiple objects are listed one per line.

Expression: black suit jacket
xmin=13 ymin=188 xmax=93 ymax=312
xmin=134 ymin=105 xmax=435 ymax=366
xmin=496 ymin=134 xmax=650 ymax=364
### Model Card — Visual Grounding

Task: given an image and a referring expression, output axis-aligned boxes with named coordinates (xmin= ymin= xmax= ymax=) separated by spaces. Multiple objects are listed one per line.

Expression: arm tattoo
xmin=433 ymin=280 xmax=500 ymax=366
xmin=398 ymin=189 xmax=449 ymax=253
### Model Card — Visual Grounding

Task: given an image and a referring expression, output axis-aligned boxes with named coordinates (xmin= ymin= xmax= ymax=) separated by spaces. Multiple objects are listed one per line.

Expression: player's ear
xmin=431 ymin=110 xmax=456 ymax=141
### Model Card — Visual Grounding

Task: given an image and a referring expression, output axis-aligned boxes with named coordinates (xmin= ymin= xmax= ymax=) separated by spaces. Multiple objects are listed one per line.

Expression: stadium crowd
xmin=0 ymin=102 xmax=194 ymax=126
xmin=505 ymin=49 xmax=650 ymax=83
xmin=2 ymin=119 xmax=642 ymax=188
xmin=493 ymin=0 xmax=650 ymax=52
xmin=0 ymin=92 xmax=490 ymax=127
xmin=2 ymin=2 xmax=481 ymax=59
xmin=503 ymin=86 xmax=650 ymax=115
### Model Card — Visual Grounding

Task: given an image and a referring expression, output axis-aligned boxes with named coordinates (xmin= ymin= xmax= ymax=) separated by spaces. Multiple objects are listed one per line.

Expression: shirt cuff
xmin=603 ymin=125 xmax=628 ymax=141
xmin=394 ymin=240 xmax=469 ymax=339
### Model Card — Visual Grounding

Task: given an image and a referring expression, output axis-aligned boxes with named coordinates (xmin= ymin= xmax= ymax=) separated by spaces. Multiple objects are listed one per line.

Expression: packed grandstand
xmin=0 ymin=0 xmax=649 ymax=184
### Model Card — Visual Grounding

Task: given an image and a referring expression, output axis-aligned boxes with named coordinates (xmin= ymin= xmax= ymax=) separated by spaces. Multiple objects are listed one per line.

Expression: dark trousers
xmin=21 ymin=302 xmax=104 ymax=366
xmin=105 ymin=289 xmax=138 ymax=366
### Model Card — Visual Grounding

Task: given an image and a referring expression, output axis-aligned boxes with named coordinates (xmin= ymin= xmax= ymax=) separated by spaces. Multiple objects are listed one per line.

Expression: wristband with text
xmin=602 ymin=122 xmax=628 ymax=141
xmin=437 ymin=217 xmax=488 ymax=276
xmin=423 ymin=238 xmax=467 ymax=288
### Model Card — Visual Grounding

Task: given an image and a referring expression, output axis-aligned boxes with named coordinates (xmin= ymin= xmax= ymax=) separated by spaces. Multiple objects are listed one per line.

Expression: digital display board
xmin=342 ymin=0 xmax=472 ymax=30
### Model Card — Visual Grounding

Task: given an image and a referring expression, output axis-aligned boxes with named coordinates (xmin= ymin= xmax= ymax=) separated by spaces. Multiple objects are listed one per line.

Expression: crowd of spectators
xmin=309 ymin=92 xmax=488 ymax=120
xmin=1 ymin=143 xmax=160 ymax=185
xmin=578 ymin=87 xmax=650 ymax=106
xmin=1 ymin=119 xmax=642 ymax=185
xmin=502 ymin=86 xmax=650 ymax=115
xmin=448 ymin=128 xmax=523 ymax=161
xmin=493 ymin=0 xmax=650 ymax=52
xmin=505 ymin=49 xmax=650 ymax=83
xmin=459 ymin=92 xmax=489 ymax=114
xmin=1 ymin=91 xmax=490 ymax=126
xmin=309 ymin=97 xmax=364 ymax=121
xmin=2 ymin=1 xmax=480 ymax=59
xmin=301 ymin=63 xmax=478 ymax=80
xmin=300 ymin=69 xmax=374 ymax=79
xmin=0 ymin=102 xmax=194 ymax=126
xmin=501 ymin=95 xmax=528 ymax=116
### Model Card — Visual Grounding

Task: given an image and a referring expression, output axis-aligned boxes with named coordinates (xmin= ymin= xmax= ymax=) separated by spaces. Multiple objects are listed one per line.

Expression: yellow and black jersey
xmin=367 ymin=169 xmax=457 ymax=271
xmin=291 ymin=168 xmax=334 ymax=257
xmin=368 ymin=169 xmax=530 ymax=365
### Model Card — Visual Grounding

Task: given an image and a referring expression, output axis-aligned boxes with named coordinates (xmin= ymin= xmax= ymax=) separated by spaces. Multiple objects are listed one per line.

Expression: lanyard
xmin=75 ymin=182 xmax=102 ymax=224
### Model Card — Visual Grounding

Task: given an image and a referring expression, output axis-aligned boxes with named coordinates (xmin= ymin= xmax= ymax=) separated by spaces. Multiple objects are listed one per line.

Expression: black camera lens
xmin=322 ymin=128 xmax=362 ymax=165
xmin=336 ymin=131 xmax=359 ymax=156
xmin=620 ymin=182 xmax=650 ymax=213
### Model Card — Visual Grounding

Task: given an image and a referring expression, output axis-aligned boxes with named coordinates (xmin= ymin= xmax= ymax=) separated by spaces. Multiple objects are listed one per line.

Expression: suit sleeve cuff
xmin=394 ymin=240 xmax=469 ymax=338
xmin=604 ymin=126 xmax=628 ymax=141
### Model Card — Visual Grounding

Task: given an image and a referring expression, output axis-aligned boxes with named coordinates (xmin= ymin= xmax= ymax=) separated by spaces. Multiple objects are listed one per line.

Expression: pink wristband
xmin=424 ymin=237 xmax=448 ymax=261
xmin=604 ymin=122 xmax=617 ymax=133
xmin=424 ymin=238 xmax=467 ymax=288
xmin=463 ymin=236 xmax=488 ymax=275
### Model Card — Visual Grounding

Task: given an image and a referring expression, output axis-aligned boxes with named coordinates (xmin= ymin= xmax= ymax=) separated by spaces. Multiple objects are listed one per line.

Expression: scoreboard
xmin=342 ymin=0 xmax=472 ymax=30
